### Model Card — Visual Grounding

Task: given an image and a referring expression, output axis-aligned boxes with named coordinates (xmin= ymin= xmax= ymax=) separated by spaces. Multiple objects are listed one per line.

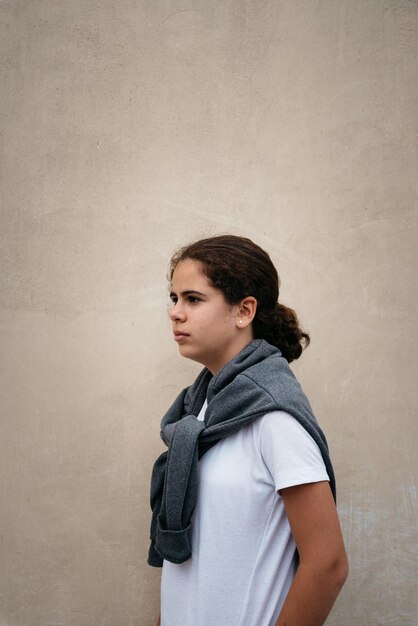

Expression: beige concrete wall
xmin=1 ymin=1 xmax=417 ymax=624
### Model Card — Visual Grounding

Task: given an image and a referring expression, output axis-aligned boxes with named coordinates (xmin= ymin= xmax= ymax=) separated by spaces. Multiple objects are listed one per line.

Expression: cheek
xmin=195 ymin=313 xmax=220 ymax=333
xmin=194 ymin=302 xmax=235 ymax=332
xmin=206 ymin=309 xmax=235 ymax=333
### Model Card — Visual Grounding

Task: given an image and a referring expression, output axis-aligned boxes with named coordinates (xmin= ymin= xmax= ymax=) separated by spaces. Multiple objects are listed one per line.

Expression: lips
xmin=174 ymin=331 xmax=190 ymax=340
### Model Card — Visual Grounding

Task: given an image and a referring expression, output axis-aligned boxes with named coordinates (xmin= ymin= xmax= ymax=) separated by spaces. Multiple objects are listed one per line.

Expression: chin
xmin=178 ymin=346 xmax=209 ymax=368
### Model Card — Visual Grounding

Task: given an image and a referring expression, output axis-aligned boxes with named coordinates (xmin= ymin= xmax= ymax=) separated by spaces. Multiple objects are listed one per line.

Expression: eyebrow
xmin=169 ymin=289 xmax=207 ymax=298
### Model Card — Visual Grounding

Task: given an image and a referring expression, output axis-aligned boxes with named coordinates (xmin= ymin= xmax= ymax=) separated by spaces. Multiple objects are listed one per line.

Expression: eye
xmin=187 ymin=296 xmax=201 ymax=303
xmin=169 ymin=295 xmax=178 ymax=304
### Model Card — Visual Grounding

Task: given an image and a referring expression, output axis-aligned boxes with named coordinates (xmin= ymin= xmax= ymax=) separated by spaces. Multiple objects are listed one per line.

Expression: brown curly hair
xmin=169 ymin=235 xmax=310 ymax=363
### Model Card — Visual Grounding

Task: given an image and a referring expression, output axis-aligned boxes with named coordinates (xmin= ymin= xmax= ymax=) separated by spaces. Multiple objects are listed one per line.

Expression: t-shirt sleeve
xmin=259 ymin=410 xmax=330 ymax=492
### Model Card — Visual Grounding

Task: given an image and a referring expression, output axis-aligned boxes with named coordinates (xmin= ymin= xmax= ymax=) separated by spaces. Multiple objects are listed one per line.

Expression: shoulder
xmin=256 ymin=410 xmax=319 ymax=445
xmin=254 ymin=410 xmax=330 ymax=492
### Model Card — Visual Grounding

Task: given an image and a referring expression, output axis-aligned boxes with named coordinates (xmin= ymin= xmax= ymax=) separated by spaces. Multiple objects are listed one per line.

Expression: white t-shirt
xmin=161 ymin=400 xmax=329 ymax=626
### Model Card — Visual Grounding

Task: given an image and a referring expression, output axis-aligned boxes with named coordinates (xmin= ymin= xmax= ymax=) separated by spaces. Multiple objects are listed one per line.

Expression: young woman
xmin=149 ymin=235 xmax=348 ymax=626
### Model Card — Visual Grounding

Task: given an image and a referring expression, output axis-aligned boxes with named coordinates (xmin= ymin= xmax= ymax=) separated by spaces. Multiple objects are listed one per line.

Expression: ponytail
xmin=253 ymin=302 xmax=310 ymax=363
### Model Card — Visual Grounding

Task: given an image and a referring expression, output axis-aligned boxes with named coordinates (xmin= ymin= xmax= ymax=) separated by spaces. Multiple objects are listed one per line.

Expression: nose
xmin=169 ymin=301 xmax=186 ymax=322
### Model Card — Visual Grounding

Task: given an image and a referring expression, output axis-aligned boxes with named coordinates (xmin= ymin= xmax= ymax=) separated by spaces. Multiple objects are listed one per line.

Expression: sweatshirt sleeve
xmin=259 ymin=410 xmax=330 ymax=492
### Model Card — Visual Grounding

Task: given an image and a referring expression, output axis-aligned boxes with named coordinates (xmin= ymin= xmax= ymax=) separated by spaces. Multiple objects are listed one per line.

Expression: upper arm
xmin=280 ymin=481 xmax=348 ymax=575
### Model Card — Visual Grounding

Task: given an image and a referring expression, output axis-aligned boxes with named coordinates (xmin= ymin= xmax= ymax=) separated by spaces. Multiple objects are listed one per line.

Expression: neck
xmin=207 ymin=332 xmax=254 ymax=375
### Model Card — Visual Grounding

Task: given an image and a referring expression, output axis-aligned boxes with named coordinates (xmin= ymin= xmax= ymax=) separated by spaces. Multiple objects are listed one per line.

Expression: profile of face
xmin=169 ymin=259 xmax=255 ymax=374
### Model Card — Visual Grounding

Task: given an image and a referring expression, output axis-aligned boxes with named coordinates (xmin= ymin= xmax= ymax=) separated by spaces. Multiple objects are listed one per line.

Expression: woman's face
xmin=169 ymin=259 xmax=247 ymax=374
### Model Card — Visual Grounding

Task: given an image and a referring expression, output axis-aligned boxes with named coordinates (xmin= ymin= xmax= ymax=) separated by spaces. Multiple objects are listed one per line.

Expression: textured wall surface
xmin=1 ymin=1 xmax=417 ymax=625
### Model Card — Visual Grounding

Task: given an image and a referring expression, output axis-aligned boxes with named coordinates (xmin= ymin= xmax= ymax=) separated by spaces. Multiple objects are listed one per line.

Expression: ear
xmin=237 ymin=297 xmax=257 ymax=329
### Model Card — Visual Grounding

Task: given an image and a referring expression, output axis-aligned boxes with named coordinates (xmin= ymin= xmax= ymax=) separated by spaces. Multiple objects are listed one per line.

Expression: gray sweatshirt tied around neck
xmin=148 ymin=339 xmax=336 ymax=567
